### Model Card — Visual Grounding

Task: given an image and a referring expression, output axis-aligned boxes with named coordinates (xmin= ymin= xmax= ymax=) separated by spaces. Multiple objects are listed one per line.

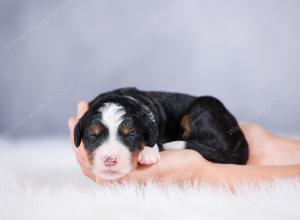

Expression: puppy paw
xmin=138 ymin=144 xmax=160 ymax=165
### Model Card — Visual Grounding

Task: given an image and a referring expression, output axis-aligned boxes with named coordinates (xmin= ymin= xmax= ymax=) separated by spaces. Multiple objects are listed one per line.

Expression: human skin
xmin=68 ymin=101 xmax=300 ymax=186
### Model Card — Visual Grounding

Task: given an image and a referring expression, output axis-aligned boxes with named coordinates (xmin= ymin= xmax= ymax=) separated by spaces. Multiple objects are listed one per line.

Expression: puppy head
xmin=74 ymin=99 xmax=157 ymax=180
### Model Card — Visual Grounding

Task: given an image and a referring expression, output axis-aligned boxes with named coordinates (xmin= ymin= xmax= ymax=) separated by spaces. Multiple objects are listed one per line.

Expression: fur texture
xmin=1 ymin=139 xmax=300 ymax=220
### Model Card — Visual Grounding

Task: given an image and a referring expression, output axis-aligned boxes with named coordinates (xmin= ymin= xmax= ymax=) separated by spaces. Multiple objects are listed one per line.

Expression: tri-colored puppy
xmin=74 ymin=87 xmax=248 ymax=180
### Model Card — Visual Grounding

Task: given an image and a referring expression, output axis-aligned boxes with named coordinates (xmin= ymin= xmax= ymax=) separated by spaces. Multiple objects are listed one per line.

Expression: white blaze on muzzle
xmin=92 ymin=103 xmax=133 ymax=180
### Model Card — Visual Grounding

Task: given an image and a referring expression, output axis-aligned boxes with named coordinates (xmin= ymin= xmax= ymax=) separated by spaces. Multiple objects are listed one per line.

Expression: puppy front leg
xmin=138 ymin=144 xmax=160 ymax=165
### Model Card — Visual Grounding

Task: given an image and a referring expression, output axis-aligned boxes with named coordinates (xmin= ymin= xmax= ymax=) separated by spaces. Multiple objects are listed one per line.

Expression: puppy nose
xmin=102 ymin=155 xmax=118 ymax=167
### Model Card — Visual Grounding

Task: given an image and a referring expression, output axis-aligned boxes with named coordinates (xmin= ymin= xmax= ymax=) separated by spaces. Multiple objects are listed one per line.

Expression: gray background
xmin=0 ymin=0 xmax=299 ymax=138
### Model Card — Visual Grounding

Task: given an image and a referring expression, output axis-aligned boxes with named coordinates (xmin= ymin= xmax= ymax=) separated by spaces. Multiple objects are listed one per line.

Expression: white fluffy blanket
xmin=1 ymin=139 xmax=300 ymax=220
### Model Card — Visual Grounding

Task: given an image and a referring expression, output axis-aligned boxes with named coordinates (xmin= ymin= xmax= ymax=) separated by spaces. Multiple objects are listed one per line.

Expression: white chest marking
xmin=162 ymin=141 xmax=186 ymax=150
xmin=93 ymin=103 xmax=133 ymax=180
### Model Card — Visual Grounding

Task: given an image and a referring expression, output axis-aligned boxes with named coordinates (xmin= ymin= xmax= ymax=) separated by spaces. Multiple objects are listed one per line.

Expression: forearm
xmin=199 ymin=163 xmax=300 ymax=188
xmin=239 ymin=122 xmax=300 ymax=165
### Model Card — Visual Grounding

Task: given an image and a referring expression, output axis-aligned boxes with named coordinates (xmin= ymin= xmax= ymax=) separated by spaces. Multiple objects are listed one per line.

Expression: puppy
xmin=74 ymin=87 xmax=248 ymax=180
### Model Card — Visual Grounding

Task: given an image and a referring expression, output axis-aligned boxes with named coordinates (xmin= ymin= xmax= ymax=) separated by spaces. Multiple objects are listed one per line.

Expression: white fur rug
xmin=1 ymin=138 xmax=300 ymax=220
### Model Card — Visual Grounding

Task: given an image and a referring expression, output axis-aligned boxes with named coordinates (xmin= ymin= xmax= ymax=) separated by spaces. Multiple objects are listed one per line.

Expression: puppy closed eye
xmin=89 ymin=124 xmax=103 ymax=136
xmin=120 ymin=125 xmax=134 ymax=136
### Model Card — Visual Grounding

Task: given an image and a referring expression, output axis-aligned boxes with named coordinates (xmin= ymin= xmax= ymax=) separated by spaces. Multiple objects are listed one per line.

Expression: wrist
xmin=187 ymin=152 xmax=215 ymax=183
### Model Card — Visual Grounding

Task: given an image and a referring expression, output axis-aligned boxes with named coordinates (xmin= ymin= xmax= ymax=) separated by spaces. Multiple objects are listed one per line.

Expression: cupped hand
xmin=68 ymin=101 xmax=97 ymax=182
xmin=120 ymin=149 xmax=209 ymax=183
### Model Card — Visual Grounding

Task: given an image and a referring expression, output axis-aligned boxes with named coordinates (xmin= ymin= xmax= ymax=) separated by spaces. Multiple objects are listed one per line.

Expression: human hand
xmin=239 ymin=121 xmax=280 ymax=165
xmin=68 ymin=101 xmax=97 ymax=182
xmin=120 ymin=149 xmax=209 ymax=183
xmin=124 ymin=122 xmax=287 ymax=183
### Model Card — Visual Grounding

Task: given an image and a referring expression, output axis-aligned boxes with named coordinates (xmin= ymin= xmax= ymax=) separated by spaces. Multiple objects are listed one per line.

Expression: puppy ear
xmin=140 ymin=116 xmax=158 ymax=147
xmin=144 ymin=124 xmax=158 ymax=147
xmin=74 ymin=121 xmax=83 ymax=147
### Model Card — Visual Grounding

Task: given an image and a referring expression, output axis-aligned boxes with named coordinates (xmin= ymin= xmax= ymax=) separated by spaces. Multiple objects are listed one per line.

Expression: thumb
xmin=77 ymin=101 xmax=89 ymax=120
xmin=68 ymin=116 xmax=77 ymax=146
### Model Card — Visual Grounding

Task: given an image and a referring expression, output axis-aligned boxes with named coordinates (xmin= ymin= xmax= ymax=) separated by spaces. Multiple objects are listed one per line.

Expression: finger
xmin=70 ymin=123 xmax=91 ymax=171
xmin=81 ymin=167 xmax=96 ymax=181
xmin=68 ymin=116 xmax=76 ymax=131
xmin=75 ymin=154 xmax=95 ymax=179
xmin=76 ymin=101 xmax=89 ymax=120
xmin=68 ymin=116 xmax=77 ymax=148
xmin=78 ymin=143 xmax=90 ymax=161
xmin=76 ymin=152 xmax=90 ymax=168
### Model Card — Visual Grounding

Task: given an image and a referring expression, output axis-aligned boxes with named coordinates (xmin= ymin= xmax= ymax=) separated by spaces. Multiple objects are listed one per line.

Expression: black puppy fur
xmin=74 ymin=87 xmax=248 ymax=164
